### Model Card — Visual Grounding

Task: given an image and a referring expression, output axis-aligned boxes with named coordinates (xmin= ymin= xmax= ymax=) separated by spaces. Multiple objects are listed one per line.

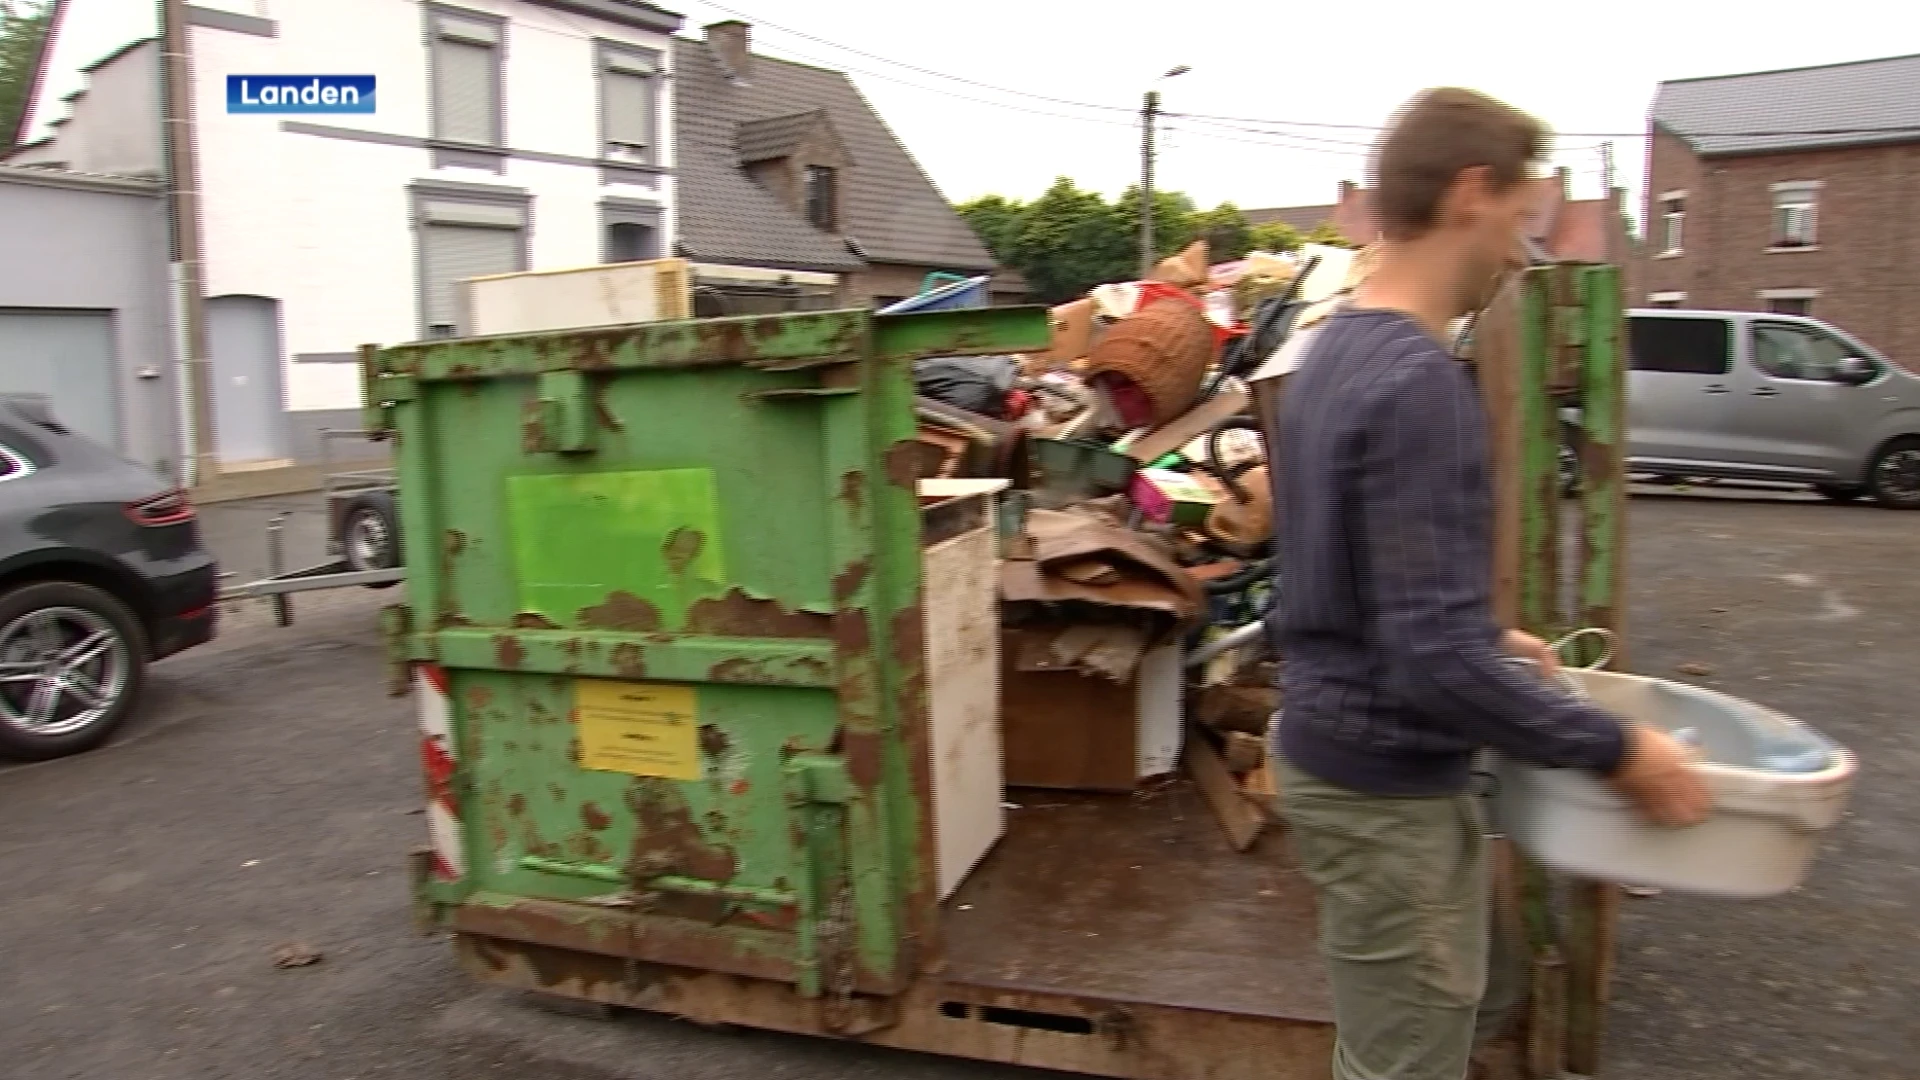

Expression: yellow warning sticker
xmin=575 ymin=680 xmax=702 ymax=781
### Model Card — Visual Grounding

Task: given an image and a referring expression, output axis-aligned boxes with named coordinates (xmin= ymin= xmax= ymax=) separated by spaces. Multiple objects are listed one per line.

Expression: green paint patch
xmin=507 ymin=468 xmax=728 ymax=628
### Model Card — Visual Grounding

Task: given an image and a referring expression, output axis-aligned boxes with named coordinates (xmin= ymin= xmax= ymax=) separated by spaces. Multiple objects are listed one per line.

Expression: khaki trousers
xmin=1275 ymin=753 xmax=1525 ymax=1080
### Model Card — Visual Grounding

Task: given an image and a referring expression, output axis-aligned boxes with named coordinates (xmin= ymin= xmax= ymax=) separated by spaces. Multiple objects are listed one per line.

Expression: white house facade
xmin=14 ymin=0 xmax=680 ymax=467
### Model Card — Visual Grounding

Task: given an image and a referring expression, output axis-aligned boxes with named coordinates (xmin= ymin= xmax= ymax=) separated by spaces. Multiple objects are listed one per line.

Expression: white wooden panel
xmin=923 ymin=507 xmax=1003 ymax=900
xmin=466 ymin=257 xmax=690 ymax=336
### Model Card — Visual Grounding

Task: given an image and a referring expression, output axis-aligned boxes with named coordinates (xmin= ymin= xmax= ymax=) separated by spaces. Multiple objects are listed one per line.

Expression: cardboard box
xmin=1001 ymin=629 xmax=1182 ymax=791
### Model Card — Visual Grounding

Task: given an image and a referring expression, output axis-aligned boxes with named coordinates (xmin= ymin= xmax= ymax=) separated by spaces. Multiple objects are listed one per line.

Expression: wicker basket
xmin=1082 ymin=298 xmax=1217 ymax=426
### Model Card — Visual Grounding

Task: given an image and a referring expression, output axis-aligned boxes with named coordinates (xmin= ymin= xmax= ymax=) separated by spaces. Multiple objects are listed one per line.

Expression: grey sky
xmin=672 ymin=0 xmax=1909 ymax=222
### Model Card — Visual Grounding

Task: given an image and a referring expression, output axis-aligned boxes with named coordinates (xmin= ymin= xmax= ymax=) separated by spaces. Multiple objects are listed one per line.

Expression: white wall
xmin=185 ymin=0 xmax=675 ymax=413
xmin=18 ymin=0 xmax=156 ymax=144
xmin=20 ymin=0 xmax=676 ymax=422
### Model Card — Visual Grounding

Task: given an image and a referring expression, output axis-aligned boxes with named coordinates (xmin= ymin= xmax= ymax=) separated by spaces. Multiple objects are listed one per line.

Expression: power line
xmin=697 ymin=0 xmax=1135 ymax=116
xmin=697 ymin=2 xmax=1920 ymax=143
xmin=1169 ymin=110 xmax=1920 ymax=140
xmin=767 ymin=45 xmax=1141 ymax=129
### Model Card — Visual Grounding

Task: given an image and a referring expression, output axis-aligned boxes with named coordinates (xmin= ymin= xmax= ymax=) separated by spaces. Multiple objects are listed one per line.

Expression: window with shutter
xmin=429 ymin=10 xmax=502 ymax=147
xmin=421 ymin=225 xmax=521 ymax=336
xmin=599 ymin=46 xmax=659 ymax=162
xmin=604 ymin=72 xmax=652 ymax=152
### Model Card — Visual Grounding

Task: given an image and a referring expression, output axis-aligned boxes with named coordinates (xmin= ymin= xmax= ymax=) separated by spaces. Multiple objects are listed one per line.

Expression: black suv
xmin=0 ymin=395 xmax=217 ymax=759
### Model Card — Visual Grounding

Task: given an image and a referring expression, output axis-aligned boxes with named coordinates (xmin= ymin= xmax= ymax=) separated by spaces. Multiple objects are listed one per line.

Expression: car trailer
xmin=218 ymin=429 xmax=405 ymax=624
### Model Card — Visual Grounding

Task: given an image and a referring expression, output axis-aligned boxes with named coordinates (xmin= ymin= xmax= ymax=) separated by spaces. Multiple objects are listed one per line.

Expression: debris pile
xmin=908 ymin=241 xmax=1372 ymax=848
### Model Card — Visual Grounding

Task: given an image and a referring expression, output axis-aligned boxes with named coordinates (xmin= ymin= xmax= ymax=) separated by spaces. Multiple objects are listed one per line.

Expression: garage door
xmin=0 ymin=309 xmax=117 ymax=447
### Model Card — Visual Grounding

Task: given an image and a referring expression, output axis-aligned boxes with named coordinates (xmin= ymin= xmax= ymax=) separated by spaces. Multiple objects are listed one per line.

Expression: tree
xmin=1007 ymin=177 xmax=1133 ymax=304
xmin=955 ymin=194 xmax=1024 ymax=264
xmin=1113 ymin=185 xmax=1197 ymax=264
xmin=1190 ymin=202 xmax=1252 ymax=262
xmin=1302 ymin=220 xmax=1355 ymax=249
xmin=1248 ymin=221 xmax=1303 ymax=253
xmin=0 ymin=0 xmax=52 ymax=151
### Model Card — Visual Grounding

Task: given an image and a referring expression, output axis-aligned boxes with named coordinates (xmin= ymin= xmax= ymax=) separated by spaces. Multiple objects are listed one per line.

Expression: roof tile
xmin=672 ymin=38 xmax=995 ymax=273
xmin=1652 ymin=53 xmax=1920 ymax=156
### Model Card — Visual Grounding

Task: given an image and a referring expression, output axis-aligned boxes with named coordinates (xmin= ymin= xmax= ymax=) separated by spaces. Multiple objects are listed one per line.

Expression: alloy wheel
xmin=0 ymin=606 xmax=131 ymax=737
xmin=1875 ymin=447 xmax=1920 ymax=506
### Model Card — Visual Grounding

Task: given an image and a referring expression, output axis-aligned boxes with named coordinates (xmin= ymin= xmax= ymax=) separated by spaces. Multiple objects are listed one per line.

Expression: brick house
xmin=1637 ymin=53 xmax=1920 ymax=365
xmin=1249 ymin=169 xmax=1625 ymax=264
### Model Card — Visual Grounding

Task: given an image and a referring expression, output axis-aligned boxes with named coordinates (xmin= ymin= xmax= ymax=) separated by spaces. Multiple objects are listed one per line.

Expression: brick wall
xmin=1638 ymin=127 xmax=1920 ymax=365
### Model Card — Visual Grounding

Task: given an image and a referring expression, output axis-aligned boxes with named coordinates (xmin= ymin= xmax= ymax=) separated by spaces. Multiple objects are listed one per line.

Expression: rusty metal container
xmin=375 ymin=305 xmax=1341 ymax=1080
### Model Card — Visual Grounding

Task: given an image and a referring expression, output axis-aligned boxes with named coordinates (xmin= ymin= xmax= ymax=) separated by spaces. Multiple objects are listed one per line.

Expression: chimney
xmin=705 ymin=21 xmax=752 ymax=82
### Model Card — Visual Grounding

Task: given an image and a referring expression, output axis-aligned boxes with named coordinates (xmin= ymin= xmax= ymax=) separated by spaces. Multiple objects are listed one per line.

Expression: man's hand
xmin=1609 ymin=725 xmax=1714 ymax=828
xmin=1501 ymin=629 xmax=1562 ymax=677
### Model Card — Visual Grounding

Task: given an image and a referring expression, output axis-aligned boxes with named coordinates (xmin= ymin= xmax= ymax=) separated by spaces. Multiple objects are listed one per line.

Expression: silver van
xmin=1614 ymin=309 xmax=1920 ymax=509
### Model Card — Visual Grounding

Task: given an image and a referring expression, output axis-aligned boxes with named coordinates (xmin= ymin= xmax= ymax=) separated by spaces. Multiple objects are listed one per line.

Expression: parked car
xmin=0 ymin=395 xmax=217 ymax=759
xmin=1567 ymin=310 xmax=1920 ymax=509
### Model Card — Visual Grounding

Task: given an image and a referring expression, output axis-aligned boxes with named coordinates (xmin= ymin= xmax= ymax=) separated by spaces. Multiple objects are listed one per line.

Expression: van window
xmin=1752 ymin=322 xmax=1850 ymax=381
xmin=1628 ymin=317 xmax=1731 ymax=375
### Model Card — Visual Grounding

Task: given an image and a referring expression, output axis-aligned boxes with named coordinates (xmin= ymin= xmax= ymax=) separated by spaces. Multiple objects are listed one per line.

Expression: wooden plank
xmin=1186 ymin=732 xmax=1265 ymax=852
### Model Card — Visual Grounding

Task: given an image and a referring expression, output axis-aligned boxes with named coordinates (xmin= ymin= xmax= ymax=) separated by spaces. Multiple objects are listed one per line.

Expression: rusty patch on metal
xmin=839 ymin=470 xmax=866 ymax=513
xmin=832 ymin=610 xmax=872 ymax=655
xmin=549 ymin=782 xmax=567 ymax=802
xmin=445 ymin=529 xmax=468 ymax=561
xmin=610 ymin=642 xmax=647 ymax=680
xmin=512 ymin=611 xmax=561 ymax=630
xmin=495 ymin=634 xmax=527 ymax=670
xmin=698 ymin=724 xmax=730 ymax=761
xmin=437 ymin=611 xmax=474 ymax=629
xmin=580 ymin=802 xmax=612 ymax=832
xmin=466 ymin=684 xmax=495 ymax=710
xmin=663 ymin=528 xmax=705 ymax=576
xmin=508 ymin=792 xmax=527 ymax=816
xmin=891 ymin=604 xmax=929 ymax=721
xmin=589 ymin=379 xmax=624 ymax=432
xmin=521 ymin=399 xmax=549 ymax=453
xmin=832 ymin=558 xmax=871 ymax=604
xmin=706 ymin=657 xmax=770 ymax=684
xmin=625 ymin=779 xmax=739 ymax=884
xmin=686 ymin=588 xmax=831 ymax=639
xmin=793 ymin=656 xmax=831 ymax=682
xmin=578 ymin=591 xmax=664 ymax=632
xmin=838 ymin=726 xmax=884 ymax=790
xmin=884 ymin=439 xmax=923 ymax=490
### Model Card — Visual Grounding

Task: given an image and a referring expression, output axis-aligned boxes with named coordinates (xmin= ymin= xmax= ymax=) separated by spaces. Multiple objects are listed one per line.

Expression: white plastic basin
xmin=1493 ymin=667 xmax=1857 ymax=898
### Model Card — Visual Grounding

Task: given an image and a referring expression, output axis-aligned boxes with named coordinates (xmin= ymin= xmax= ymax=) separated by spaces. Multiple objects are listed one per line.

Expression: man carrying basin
xmin=1267 ymin=86 xmax=1714 ymax=1080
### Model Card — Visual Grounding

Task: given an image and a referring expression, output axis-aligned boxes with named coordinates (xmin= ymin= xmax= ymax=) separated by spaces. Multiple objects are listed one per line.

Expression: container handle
xmin=1550 ymin=627 xmax=1616 ymax=671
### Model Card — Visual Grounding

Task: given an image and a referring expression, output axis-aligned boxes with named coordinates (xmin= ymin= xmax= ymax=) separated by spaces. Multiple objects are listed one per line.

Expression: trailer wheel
xmin=341 ymin=491 xmax=402 ymax=586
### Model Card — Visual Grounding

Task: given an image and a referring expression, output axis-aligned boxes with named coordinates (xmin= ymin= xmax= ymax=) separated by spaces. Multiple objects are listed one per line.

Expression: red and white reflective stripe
xmin=416 ymin=663 xmax=465 ymax=882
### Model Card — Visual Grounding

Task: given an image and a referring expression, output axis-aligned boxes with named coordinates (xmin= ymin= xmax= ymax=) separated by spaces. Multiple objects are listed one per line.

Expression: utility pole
xmin=1139 ymin=90 xmax=1158 ymax=279
xmin=1137 ymin=66 xmax=1188 ymax=280
xmin=159 ymin=0 xmax=217 ymax=487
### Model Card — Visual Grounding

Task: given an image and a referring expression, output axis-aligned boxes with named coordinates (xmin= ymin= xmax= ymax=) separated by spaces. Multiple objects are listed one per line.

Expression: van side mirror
xmin=1833 ymin=357 xmax=1878 ymax=385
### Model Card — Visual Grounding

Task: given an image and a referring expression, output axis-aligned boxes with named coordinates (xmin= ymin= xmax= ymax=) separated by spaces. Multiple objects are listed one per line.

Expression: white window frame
xmin=1769 ymin=181 xmax=1821 ymax=250
xmin=1656 ymin=190 xmax=1686 ymax=257
xmin=1758 ymin=287 xmax=1818 ymax=318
